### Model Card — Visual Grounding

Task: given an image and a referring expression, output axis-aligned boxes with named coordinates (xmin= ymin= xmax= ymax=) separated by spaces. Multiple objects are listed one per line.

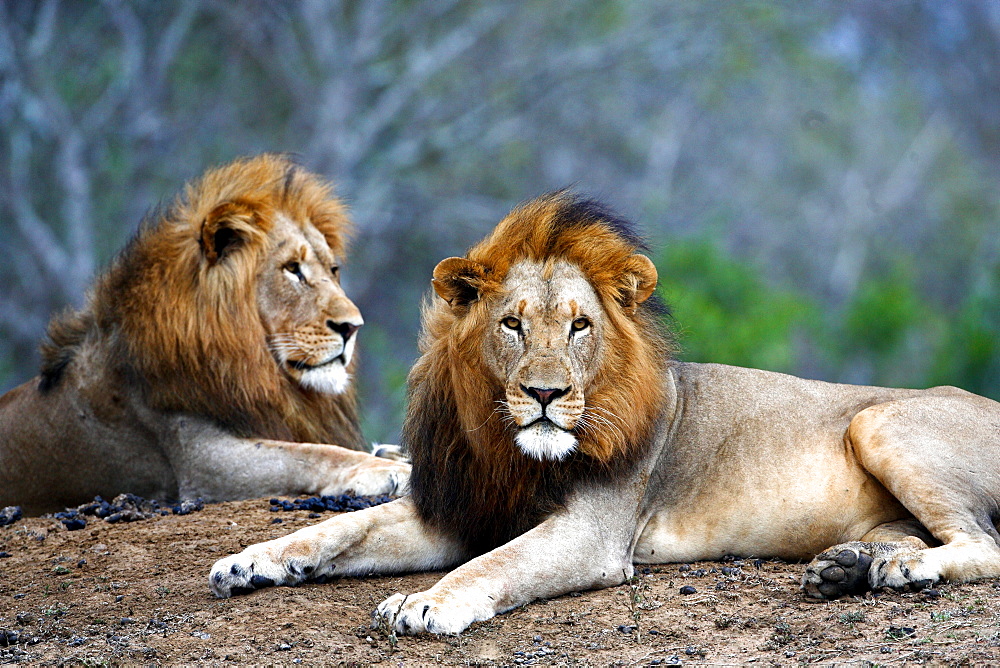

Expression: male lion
xmin=0 ymin=155 xmax=408 ymax=515
xmin=209 ymin=192 xmax=1000 ymax=634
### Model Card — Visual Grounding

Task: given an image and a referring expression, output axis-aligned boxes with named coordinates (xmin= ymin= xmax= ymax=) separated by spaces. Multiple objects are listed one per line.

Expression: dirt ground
xmin=2 ymin=498 xmax=1000 ymax=666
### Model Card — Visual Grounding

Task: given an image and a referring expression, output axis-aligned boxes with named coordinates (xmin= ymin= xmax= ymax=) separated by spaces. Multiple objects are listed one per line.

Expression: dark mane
xmin=404 ymin=192 xmax=673 ymax=554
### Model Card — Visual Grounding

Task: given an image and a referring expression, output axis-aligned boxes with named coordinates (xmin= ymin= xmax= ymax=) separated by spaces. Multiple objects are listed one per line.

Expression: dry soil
xmin=2 ymin=498 xmax=1000 ymax=665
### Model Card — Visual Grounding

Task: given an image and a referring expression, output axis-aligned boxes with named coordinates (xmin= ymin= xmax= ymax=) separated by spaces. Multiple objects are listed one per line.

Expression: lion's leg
xmin=804 ymin=395 xmax=1000 ymax=599
xmin=373 ymin=483 xmax=638 ymax=635
xmin=802 ymin=519 xmax=932 ymax=598
xmin=172 ymin=420 xmax=410 ymax=500
xmin=209 ymin=497 xmax=464 ymax=598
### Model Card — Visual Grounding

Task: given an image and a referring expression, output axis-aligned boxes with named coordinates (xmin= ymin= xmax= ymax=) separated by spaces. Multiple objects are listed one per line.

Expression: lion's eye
xmin=284 ymin=262 xmax=306 ymax=282
xmin=501 ymin=316 xmax=521 ymax=331
xmin=330 ymin=265 xmax=340 ymax=278
xmin=571 ymin=317 xmax=591 ymax=332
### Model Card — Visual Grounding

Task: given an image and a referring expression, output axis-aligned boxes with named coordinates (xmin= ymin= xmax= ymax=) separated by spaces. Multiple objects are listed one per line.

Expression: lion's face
xmin=256 ymin=215 xmax=362 ymax=395
xmin=482 ymin=259 xmax=607 ymax=460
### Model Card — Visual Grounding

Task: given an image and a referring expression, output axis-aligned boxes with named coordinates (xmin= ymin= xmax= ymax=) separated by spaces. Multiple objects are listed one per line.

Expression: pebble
xmin=0 ymin=506 xmax=22 ymax=527
xmin=679 ymin=585 xmax=697 ymax=595
xmin=0 ymin=552 xmax=11 ymax=558
xmin=62 ymin=518 xmax=87 ymax=531
xmin=268 ymin=494 xmax=394 ymax=514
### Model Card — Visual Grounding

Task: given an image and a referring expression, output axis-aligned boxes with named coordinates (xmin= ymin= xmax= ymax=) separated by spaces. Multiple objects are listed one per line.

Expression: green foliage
xmin=930 ymin=264 xmax=1000 ymax=398
xmin=656 ymin=239 xmax=814 ymax=373
xmin=657 ymin=239 xmax=1000 ymax=400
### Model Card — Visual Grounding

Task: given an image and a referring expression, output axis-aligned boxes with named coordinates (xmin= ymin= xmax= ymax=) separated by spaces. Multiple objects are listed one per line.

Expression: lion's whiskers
xmin=467 ymin=401 xmax=511 ymax=433
xmin=579 ymin=406 xmax=626 ymax=443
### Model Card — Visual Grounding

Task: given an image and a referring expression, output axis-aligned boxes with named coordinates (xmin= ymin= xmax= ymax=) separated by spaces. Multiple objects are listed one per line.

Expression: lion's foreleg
xmin=209 ymin=497 xmax=464 ymax=598
xmin=172 ymin=420 xmax=410 ymax=500
xmin=374 ymin=489 xmax=638 ymax=635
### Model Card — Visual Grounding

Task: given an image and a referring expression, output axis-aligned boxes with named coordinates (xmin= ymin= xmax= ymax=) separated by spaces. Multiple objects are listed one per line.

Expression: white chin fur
xmin=515 ymin=422 xmax=578 ymax=461
xmin=298 ymin=362 xmax=350 ymax=394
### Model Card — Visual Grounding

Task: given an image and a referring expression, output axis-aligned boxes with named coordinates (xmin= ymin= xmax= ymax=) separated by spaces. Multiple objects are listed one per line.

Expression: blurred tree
xmin=0 ymin=0 xmax=997 ymax=442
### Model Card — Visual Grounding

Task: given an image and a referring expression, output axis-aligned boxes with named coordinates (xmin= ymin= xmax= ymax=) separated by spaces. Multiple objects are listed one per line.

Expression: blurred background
xmin=1 ymin=0 xmax=998 ymax=443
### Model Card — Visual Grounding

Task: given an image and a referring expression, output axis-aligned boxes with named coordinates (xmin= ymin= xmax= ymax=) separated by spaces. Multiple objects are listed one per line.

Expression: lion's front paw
xmin=870 ymin=551 xmax=938 ymax=592
xmin=331 ymin=460 xmax=410 ymax=497
xmin=802 ymin=542 xmax=874 ymax=599
xmin=372 ymin=590 xmax=492 ymax=636
xmin=209 ymin=544 xmax=323 ymax=598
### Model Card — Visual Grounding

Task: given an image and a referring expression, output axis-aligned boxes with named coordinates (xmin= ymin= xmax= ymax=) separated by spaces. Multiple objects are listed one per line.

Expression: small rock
xmin=62 ymin=518 xmax=87 ymax=531
xmin=0 ymin=506 xmax=22 ymax=527
xmin=885 ymin=626 xmax=915 ymax=640
xmin=617 ymin=625 xmax=635 ymax=634
xmin=277 ymin=643 xmax=292 ymax=651
xmin=679 ymin=585 xmax=697 ymax=595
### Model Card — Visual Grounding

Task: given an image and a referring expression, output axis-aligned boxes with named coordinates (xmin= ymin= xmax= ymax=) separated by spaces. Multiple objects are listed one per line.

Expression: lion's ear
xmin=432 ymin=257 xmax=489 ymax=309
xmin=623 ymin=253 xmax=658 ymax=306
xmin=201 ymin=202 xmax=256 ymax=265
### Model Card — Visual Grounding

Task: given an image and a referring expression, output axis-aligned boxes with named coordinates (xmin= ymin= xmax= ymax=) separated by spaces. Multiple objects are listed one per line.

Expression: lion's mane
xmin=38 ymin=155 xmax=365 ymax=448
xmin=404 ymin=192 xmax=674 ymax=554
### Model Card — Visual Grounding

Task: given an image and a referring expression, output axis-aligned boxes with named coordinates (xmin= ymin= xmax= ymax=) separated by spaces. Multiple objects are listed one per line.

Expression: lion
xmin=0 ymin=155 xmax=408 ymax=516
xmin=208 ymin=191 xmax=1000 ymax=635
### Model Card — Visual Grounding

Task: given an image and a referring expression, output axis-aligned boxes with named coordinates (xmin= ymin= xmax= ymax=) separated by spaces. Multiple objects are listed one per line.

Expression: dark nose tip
xmin=327 ymin=320 xmax=360 ymax=342
xmin=522 ymin=385 xmax=570 ymax=407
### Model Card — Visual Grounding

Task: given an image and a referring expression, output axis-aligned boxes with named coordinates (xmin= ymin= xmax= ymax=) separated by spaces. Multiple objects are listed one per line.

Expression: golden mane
xmin=39 ymin=155 xmax=364 ymax=448
xmin=404 ymin=192 xmax=674 ymax=553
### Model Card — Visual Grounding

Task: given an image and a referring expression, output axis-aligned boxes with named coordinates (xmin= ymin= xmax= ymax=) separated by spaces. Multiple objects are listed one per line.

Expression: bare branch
xmin=0 ymin=292 xmax=49 ymax=341
xmin=7 ymin=129 xmax=71 ymax=283
xmin=81 ymin=0 xmax=145 ymax=133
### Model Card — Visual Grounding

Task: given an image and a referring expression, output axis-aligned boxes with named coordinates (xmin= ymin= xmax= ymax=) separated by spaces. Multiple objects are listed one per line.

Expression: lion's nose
xmin=327 ymin=320 xmax=361 ymax=342
xmin=522 ymin=385 xmax=570 ymax=407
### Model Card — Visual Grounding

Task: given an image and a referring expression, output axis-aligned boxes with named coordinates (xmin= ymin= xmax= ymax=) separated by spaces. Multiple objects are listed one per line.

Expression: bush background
xmin=1 ymin=1 xmax=998 ymax=443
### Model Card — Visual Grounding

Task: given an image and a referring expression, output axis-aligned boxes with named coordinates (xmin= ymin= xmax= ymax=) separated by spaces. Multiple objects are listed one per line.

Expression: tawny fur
xmin=209 ymin=191 xmax=1000 ymax=638
xmin=1 ymin=155 xmax=410 ymax=514
xmin=406 ymin=193 xmax=672 ymax=552
xmin=41 ymin=156 xmax=360 ymax=445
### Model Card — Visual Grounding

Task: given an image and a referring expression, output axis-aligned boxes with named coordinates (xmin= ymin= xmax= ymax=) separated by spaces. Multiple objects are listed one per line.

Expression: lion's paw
xmin=331 ymin=461 xmax=410 ymax=497
xmin=371 ymin=443 xmax=410 ymax=463
xmin=372 ymin=590 xmax=492 ymax=636
xmin=869 ymin=551 xmax=938 ymax=592
xmin=802 ymin=542 xmax=874 ymax=599
xmin=209 ymin=544 xmax=327 ymax=598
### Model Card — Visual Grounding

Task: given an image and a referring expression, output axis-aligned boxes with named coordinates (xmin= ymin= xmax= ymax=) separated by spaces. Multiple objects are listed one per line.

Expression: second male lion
xmin=210 ymin=192 xmax=1000 ymax=635
xmin=0 ymin=155 xmax=408 ymax=515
